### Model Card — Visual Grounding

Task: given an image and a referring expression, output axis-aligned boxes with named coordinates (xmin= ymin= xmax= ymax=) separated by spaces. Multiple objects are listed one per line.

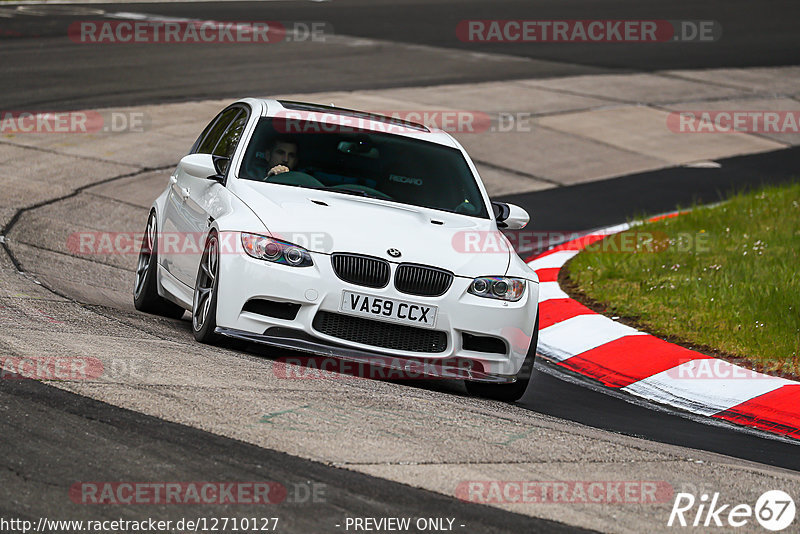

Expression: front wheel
xmin=192 ymin=231 xmax=221 ymax=344
xmin=133 ymin=211 xmax=186 ymax=319
xmin=465 ymin=311 xmax=539 ymax=403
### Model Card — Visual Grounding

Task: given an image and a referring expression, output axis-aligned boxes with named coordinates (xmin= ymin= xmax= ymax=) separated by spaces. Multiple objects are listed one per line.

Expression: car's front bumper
xmin=215 ymin=249 xmax=539 ymax=378
xmin=215 ymin=326 xmax=514 ymax=382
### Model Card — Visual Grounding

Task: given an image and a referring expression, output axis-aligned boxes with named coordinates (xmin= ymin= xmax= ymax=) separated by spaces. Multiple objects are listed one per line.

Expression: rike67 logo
xmin=668 ymin=490 xmax=796 ymax=531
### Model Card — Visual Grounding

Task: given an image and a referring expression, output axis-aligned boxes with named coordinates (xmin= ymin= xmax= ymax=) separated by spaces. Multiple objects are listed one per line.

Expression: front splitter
xmin=215 ymin=326 xmax=514 ymax=383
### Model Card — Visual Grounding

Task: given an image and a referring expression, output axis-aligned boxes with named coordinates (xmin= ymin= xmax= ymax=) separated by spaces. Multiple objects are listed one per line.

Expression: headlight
xmin=468 ymin=276 xmax=525 ymax=302
xmin=241 ymin=233 xmax=313 ymax=267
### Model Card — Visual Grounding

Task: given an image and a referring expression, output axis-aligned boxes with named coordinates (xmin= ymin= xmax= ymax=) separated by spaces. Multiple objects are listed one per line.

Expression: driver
xmin=265 ymin=139 xmax=298 ymax=177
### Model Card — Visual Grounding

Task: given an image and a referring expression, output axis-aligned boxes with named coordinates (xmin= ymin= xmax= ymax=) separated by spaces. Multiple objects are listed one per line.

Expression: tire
xmin=133 ymin=211 xmax=186 ymax=319
xmin=465 ymin=310 xmax=539 ymax=403
xmin=192 ymin=231 xmax=221 ymax=344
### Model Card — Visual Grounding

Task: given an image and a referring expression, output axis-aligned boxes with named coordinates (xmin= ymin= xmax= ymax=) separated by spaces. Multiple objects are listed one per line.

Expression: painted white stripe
xmin=596 ymin=222 xmax=631 ymax=235
xmin=537 ymin=281 xmax=569 ymax=302
xmin=622 ymin=360 xmax=793 ymax=416
xmin=527 ymin=249 xmax=578 ymax=270
xmin=538 ymin=314 xmax=644 ymax=362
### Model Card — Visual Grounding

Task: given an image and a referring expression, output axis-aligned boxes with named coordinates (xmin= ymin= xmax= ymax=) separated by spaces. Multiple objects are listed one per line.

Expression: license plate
xmin=340 ymin=291 xmax=437 ymax=329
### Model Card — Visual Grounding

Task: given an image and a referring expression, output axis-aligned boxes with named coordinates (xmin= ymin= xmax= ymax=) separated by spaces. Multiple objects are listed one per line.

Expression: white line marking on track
xmin=527 ymin=249 xmax=578 ymax=270
xmin=623 ymin=360 xmax=794 ymax=416
xmin=538 ymin=314 xmax=644 ymax=362
xmin=537 ymin=281 xmax=569 ymax=302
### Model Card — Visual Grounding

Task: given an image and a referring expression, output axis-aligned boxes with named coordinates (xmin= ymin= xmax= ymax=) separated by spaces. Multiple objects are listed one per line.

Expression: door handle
xmin=169 ymin=176 xmax=189 ymax=200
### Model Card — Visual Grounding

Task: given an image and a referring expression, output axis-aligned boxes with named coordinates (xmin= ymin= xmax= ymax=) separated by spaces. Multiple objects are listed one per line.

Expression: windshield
xmin=238 ymin=117 xmax=489 ymax=218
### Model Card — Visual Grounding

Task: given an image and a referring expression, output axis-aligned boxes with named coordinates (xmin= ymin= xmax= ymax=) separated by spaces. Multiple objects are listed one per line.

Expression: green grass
xmin=567 ymin=182 xmax=800 ymax=371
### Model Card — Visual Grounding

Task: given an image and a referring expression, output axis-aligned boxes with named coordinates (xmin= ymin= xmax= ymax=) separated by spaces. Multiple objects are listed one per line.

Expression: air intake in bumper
xmin=242 ymin=299 xmax=301 ymax=320
xmin=312 ymin=311 xmax=447 ymax=353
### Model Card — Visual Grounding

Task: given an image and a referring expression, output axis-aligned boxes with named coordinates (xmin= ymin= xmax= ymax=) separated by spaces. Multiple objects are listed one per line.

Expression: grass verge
xmin=565 ymin=181 xmax=800 ymax=373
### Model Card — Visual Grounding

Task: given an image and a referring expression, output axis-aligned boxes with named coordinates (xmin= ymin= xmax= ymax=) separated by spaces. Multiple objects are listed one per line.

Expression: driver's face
xmin=268 ymin=142 xmax=298 ymax=169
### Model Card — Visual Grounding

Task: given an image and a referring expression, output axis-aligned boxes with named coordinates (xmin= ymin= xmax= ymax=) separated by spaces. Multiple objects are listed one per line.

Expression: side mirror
xmin=179 ymin=153 xmax=228 ymax=183
xmin=492 ymin=201 xmax=530 ymax=230
xmin=211 ymin=155 xmax=230 ymax=181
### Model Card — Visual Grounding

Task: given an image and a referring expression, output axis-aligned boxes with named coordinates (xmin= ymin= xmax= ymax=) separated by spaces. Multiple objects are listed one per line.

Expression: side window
xmin=190 ymin=114 xmax=220 ymax=154
xmin=213 ymin=111 xmax=248 ymax=163
xmin=196 ymin=108 xmax=240 ymax=154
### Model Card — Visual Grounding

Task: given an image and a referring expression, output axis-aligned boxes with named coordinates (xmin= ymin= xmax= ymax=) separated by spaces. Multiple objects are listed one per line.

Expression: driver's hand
xmin=267 ymin=165 xmax=290 ymax=177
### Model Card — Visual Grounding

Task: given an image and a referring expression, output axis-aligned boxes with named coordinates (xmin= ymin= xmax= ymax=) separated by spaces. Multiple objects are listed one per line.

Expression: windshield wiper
xmin=324 ymin=186 xmax=383 ymax=199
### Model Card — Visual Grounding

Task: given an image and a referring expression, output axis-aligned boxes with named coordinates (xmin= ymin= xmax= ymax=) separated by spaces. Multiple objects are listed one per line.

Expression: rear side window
xmin=213 ymin=112 xmax=248 ymax=159
xmin=191 ymin=116 xmax=219 ymax=153
xmin=196 ymin=108 xmax=241 ymax=154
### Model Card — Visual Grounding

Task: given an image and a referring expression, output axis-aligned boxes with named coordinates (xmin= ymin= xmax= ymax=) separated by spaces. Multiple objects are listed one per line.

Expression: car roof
xmin=244 ymin=98 xmax=461 ymax=148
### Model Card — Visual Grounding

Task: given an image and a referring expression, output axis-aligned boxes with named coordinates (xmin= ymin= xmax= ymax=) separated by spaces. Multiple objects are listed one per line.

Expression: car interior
xmin=238 ymin=117 xmax=489 ymax=218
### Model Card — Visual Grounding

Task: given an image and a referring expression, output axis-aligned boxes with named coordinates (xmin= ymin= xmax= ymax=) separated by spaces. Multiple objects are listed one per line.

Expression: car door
xmin=163 ymin=106 xmax=245 ymax=286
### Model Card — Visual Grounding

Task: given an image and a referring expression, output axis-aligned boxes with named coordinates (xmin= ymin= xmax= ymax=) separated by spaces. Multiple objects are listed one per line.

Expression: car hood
xmin=234 ymin=181 xmax=511 ymax=278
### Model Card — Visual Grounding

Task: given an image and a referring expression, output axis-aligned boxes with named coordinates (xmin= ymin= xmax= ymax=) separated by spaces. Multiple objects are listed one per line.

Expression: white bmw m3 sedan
xmin=134 ymin=99 xmax=540 ymax=401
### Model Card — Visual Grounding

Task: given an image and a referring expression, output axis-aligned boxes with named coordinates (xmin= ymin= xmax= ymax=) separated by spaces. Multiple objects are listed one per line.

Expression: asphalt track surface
xmin=2 ymin=1 xmax=800 ymax=531
xmin=1 ymin=377 xmax=584 ymax=533
xmin=1 ymin=0 xmax=799 ymax=109
xmin=501 ymin=146 xmax=800 ymax=236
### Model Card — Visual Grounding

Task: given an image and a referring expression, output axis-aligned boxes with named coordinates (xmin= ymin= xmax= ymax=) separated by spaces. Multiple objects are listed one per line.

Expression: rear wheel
xmin=133 ymin=212 xmax=185 ymax=319
xmin=192 ymin=231 xmax=221 ymax=344
xmin=465 ymin=311 xmax=539 ymax=403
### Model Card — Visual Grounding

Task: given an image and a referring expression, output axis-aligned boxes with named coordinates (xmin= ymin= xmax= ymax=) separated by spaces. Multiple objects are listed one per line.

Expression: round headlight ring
xmin=263 ymin=241 xmax=281 ymax=260
xmin=284 ymin=247 xmax=303 ymax=265
xmin=472 ymin=278 xmax=489 ymax=294
xmin=492 ymin=280 xmax=508 ymax=297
